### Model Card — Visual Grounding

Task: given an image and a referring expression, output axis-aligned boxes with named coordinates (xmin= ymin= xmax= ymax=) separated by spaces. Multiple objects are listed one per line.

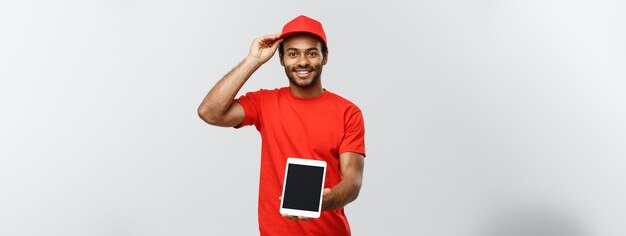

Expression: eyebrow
xmin=286 ymin=47 xmax=319 ymax=52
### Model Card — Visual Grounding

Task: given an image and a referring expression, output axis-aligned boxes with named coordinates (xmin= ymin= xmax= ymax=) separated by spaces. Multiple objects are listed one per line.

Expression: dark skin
xmin=197 ymin=33 xmax=364 ymax=221
xmin=280 ymin=152 xmax=364 ymax=221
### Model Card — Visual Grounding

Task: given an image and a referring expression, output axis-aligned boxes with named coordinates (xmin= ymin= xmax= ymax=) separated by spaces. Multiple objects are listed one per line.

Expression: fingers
xmin=269 ymin=38 xmax=283 ymax=51
xmin=257 ymin=33 xmax=282 ymax=47
xmin=282 ymin=214 xmax=297 ymax=220
xmin=261 ymin=33 xmax=282 ymax=40
xmin=248 ymin=33 xmax=283 ymax=63
xmin=281 ymin=214 xmax=311 ymax=222
xmin=258 ymin=38 xmax=282 ymax=50
xmin=279 ymin=196 xmax=311 ymax=221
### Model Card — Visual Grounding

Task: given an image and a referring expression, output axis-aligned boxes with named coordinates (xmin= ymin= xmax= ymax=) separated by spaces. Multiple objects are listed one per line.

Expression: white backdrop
xmin=1 ymin=0 xmax=625 ymax=235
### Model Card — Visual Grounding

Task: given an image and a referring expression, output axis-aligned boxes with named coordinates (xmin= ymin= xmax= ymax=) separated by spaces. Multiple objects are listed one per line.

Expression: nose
xmin=296 ymin=54 xmax=309 ymax=67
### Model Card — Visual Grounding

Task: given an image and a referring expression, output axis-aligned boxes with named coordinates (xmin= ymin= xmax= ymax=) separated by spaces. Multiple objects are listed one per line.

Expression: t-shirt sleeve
xmin=234 ymin=91 xmax=262 ymax=129
xmin=339 ymin=107 xmax=366 ymax=157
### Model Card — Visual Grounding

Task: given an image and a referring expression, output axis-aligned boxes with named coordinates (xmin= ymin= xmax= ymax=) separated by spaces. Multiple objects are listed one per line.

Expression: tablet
xmin=280 ymin=157 xmax=327 ymax=218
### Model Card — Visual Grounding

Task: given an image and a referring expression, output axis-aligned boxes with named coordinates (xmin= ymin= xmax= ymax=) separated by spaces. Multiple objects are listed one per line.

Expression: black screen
xmin=282 ymin=164 xmax=325 ymax=211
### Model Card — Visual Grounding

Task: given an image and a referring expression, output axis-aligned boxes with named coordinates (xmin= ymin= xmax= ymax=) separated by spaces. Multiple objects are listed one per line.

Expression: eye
xmin=308 ymin=52 xmax=318 ymax=56
xmin=288 ymin=52 xmax=297 ymax=57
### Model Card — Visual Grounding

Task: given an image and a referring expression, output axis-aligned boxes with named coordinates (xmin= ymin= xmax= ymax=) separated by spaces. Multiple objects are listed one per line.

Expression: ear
xmin=279 ymin=54 xmax=285 ymax=66
xmin=322 ymin=52 xmax=328 ymax=65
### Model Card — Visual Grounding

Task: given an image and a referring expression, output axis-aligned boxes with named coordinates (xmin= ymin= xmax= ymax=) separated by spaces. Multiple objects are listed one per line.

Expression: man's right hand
xmin=248 ymin=34 xmax=283 ymax=64
xmin=198 ymin=34 xmax=282 ymax=127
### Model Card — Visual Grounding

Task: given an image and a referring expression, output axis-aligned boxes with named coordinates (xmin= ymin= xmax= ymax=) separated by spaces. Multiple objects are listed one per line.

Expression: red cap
xmin=280 ymin=15 xmax=327 ymax=45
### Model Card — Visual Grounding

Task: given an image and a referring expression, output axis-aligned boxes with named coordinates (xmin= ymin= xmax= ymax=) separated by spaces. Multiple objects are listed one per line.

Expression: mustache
xmin=291 ymin=66 xmax=314 ymax=71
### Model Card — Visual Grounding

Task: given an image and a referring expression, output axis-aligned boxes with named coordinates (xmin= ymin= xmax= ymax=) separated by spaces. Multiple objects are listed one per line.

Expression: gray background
xmin=1 ymin=0 xmax=625 ymax=235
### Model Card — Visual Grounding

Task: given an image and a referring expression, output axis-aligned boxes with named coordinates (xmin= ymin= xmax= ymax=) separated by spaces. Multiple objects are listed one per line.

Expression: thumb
xmin=323 ymin=188 xmax=331 ymax=196
xmin=270 ymin=39 xmax=283 ymax=52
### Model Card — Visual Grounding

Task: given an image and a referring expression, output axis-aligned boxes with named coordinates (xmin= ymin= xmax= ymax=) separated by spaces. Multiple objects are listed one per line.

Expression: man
xmin=198 ymin=15 xmax=365 ymax=235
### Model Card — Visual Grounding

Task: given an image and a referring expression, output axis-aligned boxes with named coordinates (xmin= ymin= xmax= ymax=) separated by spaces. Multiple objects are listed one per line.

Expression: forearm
xmin=322 ymin=174 xmax=362 ymax=210
xmin=198 ymin=56 xmax=262 ymax=119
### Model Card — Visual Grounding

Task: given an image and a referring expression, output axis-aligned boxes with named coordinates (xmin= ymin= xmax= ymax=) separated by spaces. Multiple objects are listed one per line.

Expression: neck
xmin=289 ymin=80 xmax=324 ymax=99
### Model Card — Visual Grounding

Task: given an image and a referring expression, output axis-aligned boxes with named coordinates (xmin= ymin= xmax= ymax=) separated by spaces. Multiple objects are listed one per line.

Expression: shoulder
xmin=326 ymin=90 xmax=362 ymax=113
xmin=241 ymin=87 xmax=282 ymax=98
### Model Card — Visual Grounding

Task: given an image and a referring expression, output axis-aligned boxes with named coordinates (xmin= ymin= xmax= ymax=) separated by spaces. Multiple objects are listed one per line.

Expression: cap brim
xmin=279 ymin=31 xmax=326 ymax=44
xmin=279 ymin=31 xmax=303 ymax=39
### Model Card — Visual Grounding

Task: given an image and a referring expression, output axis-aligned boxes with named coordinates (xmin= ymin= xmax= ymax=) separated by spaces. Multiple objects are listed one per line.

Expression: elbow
xmin=350 ymin=176 xmax=363 ymax=202
xmin=351 ymin=183 xmax=362 ymax=202
xmin=197 ymin=106 xmax=220 ymax=125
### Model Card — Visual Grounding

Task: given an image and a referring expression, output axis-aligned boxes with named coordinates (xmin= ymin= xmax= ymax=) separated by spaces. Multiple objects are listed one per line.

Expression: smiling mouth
xmin=294 ymin=70 xmax=312 ymax=78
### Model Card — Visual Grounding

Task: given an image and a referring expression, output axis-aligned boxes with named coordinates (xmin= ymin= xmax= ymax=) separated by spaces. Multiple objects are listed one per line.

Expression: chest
xmin=260 ymin=101 xmax=346 ymax=155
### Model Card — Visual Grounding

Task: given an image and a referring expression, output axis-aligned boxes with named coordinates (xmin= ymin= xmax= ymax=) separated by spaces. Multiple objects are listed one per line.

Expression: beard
xmin=284 ymin=65 xmax=323 ymax=88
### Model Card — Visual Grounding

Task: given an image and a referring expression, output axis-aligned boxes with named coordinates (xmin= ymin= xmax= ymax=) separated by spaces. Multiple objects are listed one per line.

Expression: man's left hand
xmin=280 ymin=188 xmax=332 ymax=221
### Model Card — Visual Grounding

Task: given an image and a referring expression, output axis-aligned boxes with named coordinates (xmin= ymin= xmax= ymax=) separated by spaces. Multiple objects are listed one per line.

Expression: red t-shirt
xmin=235 ymin=87 xmax=366 ymax=236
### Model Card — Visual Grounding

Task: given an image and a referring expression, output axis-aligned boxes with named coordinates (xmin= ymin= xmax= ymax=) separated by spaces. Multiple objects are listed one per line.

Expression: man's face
xmin=280 ymin=34 xmax=328 ymax=88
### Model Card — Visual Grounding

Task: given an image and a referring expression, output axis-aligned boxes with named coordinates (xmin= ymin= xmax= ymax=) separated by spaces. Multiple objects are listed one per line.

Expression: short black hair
xmin=278 ymin=33 xmax=328 ymax=59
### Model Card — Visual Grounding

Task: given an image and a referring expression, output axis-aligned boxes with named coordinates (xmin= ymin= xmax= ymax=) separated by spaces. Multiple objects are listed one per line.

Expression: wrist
xmin=244 ymin=55 xmax=264 ymax=67
xmin=322 ymin=188 xmax=336 ymax=211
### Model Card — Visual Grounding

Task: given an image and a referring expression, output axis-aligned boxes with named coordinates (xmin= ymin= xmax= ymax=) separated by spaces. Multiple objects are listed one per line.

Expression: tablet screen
xmin=282 ymin=163 xmax=325 ymax=211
